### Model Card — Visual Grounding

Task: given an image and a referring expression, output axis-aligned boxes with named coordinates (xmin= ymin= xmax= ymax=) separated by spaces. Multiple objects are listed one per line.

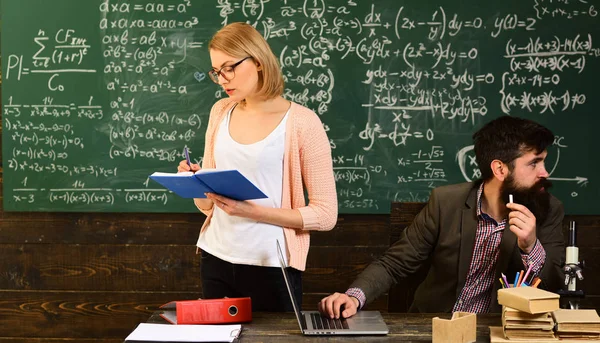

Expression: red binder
xmin=159 ymin=298 xmax=252 ymax=324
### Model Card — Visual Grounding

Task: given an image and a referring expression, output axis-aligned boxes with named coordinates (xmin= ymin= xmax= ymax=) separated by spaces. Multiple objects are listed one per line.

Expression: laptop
xmin=276 ymin=240 xmax=389 ymax=335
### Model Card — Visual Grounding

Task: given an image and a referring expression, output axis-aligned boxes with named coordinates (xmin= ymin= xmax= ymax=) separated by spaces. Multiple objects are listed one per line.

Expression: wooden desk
xmin=137 ymin=312 xmax=501 ymax=342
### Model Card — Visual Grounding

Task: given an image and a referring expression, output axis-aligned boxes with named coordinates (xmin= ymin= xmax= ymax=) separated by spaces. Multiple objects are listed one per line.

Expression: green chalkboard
xmin=2 ymin=0 xmax=599 ymax=214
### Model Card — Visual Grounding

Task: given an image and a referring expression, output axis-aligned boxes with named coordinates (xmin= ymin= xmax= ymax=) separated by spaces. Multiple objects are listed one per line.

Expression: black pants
xmin=200 ymin=250 xmax=302 ymax=312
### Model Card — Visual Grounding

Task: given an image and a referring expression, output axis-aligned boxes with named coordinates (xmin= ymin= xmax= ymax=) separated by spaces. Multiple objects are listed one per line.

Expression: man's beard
xmin=501 ymin=175 xmax=553 ymax=225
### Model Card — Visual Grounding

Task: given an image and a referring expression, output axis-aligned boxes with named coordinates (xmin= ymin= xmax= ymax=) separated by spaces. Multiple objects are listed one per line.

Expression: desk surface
xmin=139 ymin=311 xmax=501 ymax=342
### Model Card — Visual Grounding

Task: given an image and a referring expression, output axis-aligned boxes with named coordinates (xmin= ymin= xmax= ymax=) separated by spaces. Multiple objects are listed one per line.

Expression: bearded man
xmin=319 ymin=116 xmax=565 ymax=317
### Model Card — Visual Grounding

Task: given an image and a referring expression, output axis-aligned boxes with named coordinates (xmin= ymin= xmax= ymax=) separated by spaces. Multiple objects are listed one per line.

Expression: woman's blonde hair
xmin=209 ymin=22 xmax=284 ymax=100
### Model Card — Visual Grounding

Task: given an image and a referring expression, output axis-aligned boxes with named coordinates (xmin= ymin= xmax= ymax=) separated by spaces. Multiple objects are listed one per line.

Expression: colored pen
xmin=184 ymin=147 xmax=191 ymax=168
xmin=517 ymin=270 xmax=524 ymax=287
xmin=522 ymin=264 xmax=533 ymax=287
xmin=514 ymin=272 xmax=520 ymax=289
xmin=499 ymin=278 xmax=506 ymax=288
xmin=525 ymin=272 xmax=536 ymax=286
xmin=532 ymin=278 xmax=541 ymax=288
xmin=502 ymin=273 xmax=510 ymax=288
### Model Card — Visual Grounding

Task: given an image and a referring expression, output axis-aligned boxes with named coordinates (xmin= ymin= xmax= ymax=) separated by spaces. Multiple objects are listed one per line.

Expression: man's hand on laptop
xmin=318 ymin=292 xmax=359 ymax=319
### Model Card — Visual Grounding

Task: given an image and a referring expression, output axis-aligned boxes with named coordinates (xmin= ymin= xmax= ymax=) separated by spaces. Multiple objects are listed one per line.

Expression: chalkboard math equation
xmin=2 ymin=0 xmax=597 ymax=214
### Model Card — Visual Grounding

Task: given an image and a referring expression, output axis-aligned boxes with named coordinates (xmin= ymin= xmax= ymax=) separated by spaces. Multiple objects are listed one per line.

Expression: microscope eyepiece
xmin=569 ymin=221 xmax=576 ymax=247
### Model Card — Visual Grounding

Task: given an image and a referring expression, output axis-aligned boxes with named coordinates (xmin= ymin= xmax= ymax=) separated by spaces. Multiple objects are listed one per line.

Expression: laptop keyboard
xmin=309 ymin=313 xmax=350 ymax=330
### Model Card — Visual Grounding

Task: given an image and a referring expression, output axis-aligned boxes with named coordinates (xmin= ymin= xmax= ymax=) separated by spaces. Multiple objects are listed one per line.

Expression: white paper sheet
xmin=125 ymin=323 xmax=241 ymax=342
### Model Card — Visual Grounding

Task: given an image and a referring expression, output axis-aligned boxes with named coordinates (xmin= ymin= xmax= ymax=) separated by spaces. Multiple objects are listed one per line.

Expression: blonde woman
xmin=178 ymin=22 xmax=337 ymax=312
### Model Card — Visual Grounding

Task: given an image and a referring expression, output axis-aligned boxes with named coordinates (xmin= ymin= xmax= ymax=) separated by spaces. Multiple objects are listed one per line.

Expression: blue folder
xmin=149 ymin=170 xmax=267 ymax=201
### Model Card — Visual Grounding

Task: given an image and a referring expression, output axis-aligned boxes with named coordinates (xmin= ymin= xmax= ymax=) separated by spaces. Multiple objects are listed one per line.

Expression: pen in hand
xmin=184 ymin=147 xmax=191 ymax=168
xmin=177 ymin=147 xmax=199 ymax=173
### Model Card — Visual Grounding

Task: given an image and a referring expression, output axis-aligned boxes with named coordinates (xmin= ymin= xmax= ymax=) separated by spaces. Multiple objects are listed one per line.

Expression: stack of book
xmin=552 ymin=309 xmax=600 ymax=340
xmin=502 ymin=306 xmax=556 ymax=340
xmin=492 ymin=287 xmax=560 ymax=341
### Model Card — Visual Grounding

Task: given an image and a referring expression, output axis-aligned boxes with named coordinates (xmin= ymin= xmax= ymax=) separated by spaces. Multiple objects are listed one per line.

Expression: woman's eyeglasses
xmin=208 ymin=56 xmax=252 ymax=84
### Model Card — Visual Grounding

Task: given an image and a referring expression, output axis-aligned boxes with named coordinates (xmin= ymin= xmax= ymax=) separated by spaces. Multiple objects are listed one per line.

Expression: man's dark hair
xmin=473 ymin=116 xmax=554 ymax=181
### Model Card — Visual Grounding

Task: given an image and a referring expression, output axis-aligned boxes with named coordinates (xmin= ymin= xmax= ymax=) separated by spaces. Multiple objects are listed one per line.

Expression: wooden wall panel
xmin=310 ymin=214 xmax=389 ymax=247
xmin=0 ymin=244 xmax=391 ymax=293
xmin=304 ymin=246 xmax=389 ymax=293
xmin=0 ymin=211 xmax=390 ymax=341
xmin=0 ymin=244 xmax=202 ymax=291
xmin=0 ymin=243 xmax=390 ymax=291
xmin=0 ymin=198 xmax=597 ymax=341
xmin=0 ymin=212 xmax=390 ymax=246
xmin=0 ymin=212 xmax=203 ymax=245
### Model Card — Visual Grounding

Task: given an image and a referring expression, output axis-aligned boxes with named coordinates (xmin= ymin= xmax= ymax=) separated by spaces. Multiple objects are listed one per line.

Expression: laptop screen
xmin=276 ymin=240 xmax=306 ymax=331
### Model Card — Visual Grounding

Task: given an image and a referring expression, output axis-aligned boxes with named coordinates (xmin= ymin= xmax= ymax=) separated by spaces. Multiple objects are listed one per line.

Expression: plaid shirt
xmin=347 ymin=183 xmax=546 ymax=313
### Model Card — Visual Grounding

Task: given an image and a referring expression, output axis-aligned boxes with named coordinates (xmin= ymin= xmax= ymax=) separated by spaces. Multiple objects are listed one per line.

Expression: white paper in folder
xmin=125 ymin=323 xmax=241 ymax=342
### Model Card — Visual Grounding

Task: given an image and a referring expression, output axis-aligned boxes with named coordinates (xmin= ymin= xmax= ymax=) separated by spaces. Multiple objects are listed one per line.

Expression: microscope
xmin=558 ymin=221 xmax=585 ymax=309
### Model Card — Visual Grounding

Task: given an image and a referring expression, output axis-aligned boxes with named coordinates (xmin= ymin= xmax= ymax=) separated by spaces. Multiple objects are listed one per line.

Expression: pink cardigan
xmin=194 ymin=98 xmax=338 ymax=271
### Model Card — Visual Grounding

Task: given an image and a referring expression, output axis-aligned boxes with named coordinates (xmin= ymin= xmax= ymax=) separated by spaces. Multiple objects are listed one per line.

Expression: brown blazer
xmin=350 ymin=181 xmax=565 ymax=313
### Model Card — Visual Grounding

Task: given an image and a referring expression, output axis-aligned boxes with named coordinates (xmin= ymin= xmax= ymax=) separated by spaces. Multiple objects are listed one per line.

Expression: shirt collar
xmin=476 ymin=182 xmax=495 ymax=222
xmin=477 ymin=182 xmax=506 ymax=226
xmin=476 ymin=182 xmax=485 ymax=218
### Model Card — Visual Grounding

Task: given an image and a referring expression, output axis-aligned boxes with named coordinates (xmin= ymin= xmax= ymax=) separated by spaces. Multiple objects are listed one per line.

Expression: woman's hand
xmin=177 ymin=159 xmax=201 ymax=173
xmin=178 ymin=160 xmax=212 ymax=210
xmin=205 ymin=193 xmax=259 ymax=220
